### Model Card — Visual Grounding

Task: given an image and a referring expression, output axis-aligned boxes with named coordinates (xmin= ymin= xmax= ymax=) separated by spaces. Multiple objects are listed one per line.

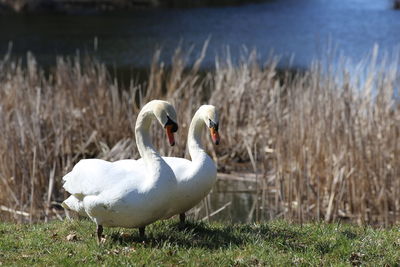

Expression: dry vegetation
xmin=0 ymin=44 xmax=399 ymax=226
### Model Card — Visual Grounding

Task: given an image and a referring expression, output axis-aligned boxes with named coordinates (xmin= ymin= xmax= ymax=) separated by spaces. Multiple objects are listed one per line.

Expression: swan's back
xmin=63 ymin=159 xmax=114 ymax=196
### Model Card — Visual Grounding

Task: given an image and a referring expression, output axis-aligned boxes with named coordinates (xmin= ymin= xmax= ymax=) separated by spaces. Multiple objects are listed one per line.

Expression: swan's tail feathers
xmin=62 ymin=171 xmax=72 ymax=184
xmin=62 ymin=171 xmax=76 ymax=193
xmin=62 ymin=195 xmax=88 ymax=218
xmin=62 ymin=200 xmax=76 ymax=220
xmin=62 ymin=171 xmax=84 ymax=195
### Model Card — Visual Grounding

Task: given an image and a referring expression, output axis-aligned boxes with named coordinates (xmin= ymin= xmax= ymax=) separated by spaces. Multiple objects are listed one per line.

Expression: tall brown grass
xmin=0 ymin=45 xmax=399 ymax=226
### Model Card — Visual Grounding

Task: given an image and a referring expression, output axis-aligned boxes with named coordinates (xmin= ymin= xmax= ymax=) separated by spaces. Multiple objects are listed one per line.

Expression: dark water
xmin=0 ymin=0 xmax=399 ymax=69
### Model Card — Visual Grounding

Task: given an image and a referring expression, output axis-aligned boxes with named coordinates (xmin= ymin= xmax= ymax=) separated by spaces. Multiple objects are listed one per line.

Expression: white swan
xmin=62 ymin=100 xmax=179 ymax=242
xmin=161 ymin=105 xmax=220 ymax=222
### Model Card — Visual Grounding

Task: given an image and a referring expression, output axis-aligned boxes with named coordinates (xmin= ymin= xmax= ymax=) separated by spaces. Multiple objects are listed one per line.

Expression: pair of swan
xmin=62 ymin=100 xmax=220 ymax=242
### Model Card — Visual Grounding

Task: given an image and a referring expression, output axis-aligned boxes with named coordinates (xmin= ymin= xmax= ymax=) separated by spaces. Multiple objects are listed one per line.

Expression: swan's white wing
xmin=136 ymin=156 xmax=191 ymax=181
xmin=162 ymin=157 xmax=191 ymax=181
xmin=62 ymin=159 xmax=146 ymax=197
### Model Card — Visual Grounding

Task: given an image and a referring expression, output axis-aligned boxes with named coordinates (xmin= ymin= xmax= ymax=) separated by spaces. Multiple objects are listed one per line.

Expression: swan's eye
xmin=165 ymin=116 xmax=178 ymax=132
xmin=209 ymin=119 xmax=219 ymax=131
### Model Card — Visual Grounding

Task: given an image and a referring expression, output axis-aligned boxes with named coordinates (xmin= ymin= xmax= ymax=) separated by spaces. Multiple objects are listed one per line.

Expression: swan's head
xmin=199 ymin=105 xmax=220 ymax=145
xmin=151 ymin=100 xmax=179 ymax=146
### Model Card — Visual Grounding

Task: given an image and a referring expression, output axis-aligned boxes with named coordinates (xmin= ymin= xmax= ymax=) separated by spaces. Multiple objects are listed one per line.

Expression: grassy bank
xmin=0 ymin=46 xmax=399 ymax=225
xmin=1 ymin=220 xmax=400 ymax=265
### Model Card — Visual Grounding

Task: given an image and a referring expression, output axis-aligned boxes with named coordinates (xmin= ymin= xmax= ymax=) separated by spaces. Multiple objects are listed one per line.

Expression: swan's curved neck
xmin=135 ymin=108 xmax=160 ymax=165
xmin=187 ymin=111 xmax=207 ymax=159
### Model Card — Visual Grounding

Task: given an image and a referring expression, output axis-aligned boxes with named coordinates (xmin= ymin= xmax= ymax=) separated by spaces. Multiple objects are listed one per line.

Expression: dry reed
xmin=0 ymin=45 xmax=399 ymax=226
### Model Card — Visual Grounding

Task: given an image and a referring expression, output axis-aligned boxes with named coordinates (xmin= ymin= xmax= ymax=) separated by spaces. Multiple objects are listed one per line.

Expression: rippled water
xmin=0 ymin=0 xmax=398 ymax=69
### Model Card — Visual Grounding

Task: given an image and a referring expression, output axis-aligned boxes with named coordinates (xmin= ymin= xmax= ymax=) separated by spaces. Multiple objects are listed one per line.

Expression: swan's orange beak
xmin=165 ymin=124 xmax=175 ymax=146
xmin=210 ymin=127 xmax=220 ymax=145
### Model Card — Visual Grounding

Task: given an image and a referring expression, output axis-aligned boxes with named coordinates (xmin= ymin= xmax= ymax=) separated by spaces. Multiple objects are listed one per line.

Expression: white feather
xmin=62 ymin=100 xmax=178 ymax=228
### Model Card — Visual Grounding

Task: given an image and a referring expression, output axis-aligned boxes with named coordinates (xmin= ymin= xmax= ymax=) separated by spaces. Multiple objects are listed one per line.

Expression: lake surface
xmin=0 ymin=0 xmax=399 ymax=69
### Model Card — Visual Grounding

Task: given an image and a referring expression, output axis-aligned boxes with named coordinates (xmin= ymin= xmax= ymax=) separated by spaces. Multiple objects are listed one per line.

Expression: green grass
xmin=1 ymin=219 xmax=400 ymax=266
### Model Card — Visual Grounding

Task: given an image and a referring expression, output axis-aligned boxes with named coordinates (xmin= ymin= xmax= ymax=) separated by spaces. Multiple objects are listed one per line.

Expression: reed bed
xmin=0 ymin=45 xmax=399 ymax=226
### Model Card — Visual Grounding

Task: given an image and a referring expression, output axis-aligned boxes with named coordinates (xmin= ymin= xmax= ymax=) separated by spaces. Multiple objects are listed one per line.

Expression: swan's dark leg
xmin=139 ymin=227 xmax=145 ymax=239
xmin=97 ymin=225 xmax=103 ymax=244
xmin=179 ymin=213 xmax=186 ymax=224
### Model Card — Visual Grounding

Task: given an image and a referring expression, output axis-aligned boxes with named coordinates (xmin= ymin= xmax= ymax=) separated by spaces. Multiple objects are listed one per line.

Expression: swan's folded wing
xmin=162 ymin=157 xmax=191 ymax=181
xmin=62 ymin=159 xmax=145 ymax=196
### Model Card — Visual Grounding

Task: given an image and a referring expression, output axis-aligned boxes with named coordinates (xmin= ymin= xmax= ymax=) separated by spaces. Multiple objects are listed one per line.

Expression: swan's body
xmin=162 ymin=154 xmax=217 ymax=219
xmin=150 ymin=105 xmax=220 ymax=220
xmin=62 ymin=100 xmax=179 ymax=241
